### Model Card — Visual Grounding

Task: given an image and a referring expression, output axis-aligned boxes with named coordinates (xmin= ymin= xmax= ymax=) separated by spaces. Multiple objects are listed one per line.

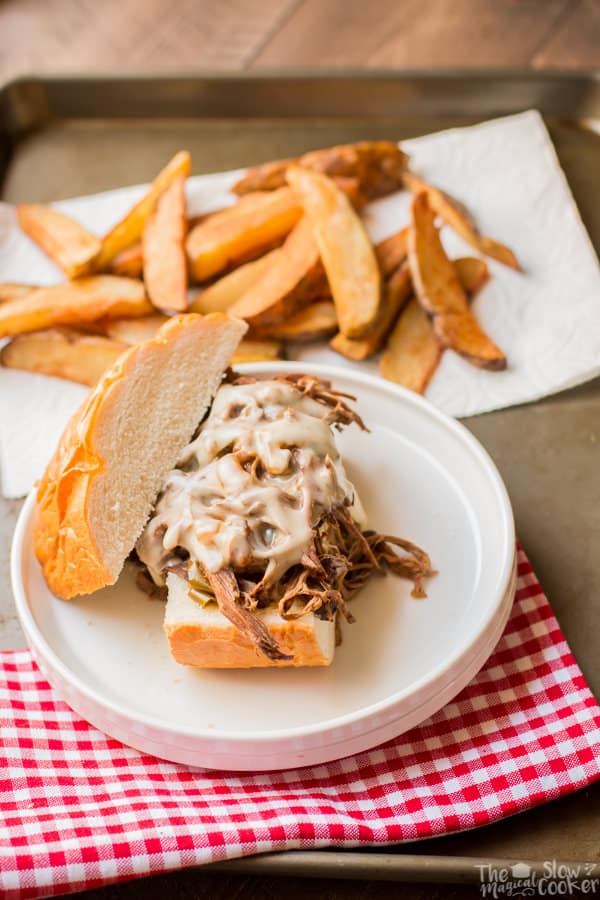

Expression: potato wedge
xmin=96 ymin=150 xmax=191 ymax=269
xmin=109 ymin=243 xmax=143 ymax=278
xmin=260 ymin=300 xmax=337 ymax=342
xmin=403 ymin=172 xmax=519 ymax=270
xmin=453 ymin=256 xmax=490 ymax=296
xmin=229 ymin=216 xmax=327 ymax=329
xmin=205 ymin=223 xmax=410 ymax=327
xmin=408 ymin=193 xmax=506 ymax=369
xmin=190 ymin=249 xmax=281 ymax=314
xmin=377 ymin=255 xmax=491 ymax=391
xmin=142 ymin=175 xmax=188 ymax=313
xmin=100 ymin=314 xmax=169 ymax=345
xmin=186 ymin=187 xmax=302 ymax=283
xmin=0 ymin=283 xmax=36 ymax=304
xmin=374 ymin=228 xmax=408 ymax=277
xmin=286 ymin=166 xmax=381 ymax=339
xmin=332 ymin=253 xmax=489 ymax=363
xmin=0 ymin=276 xmax=151 ymax=339
xmin=234 ymin=141 xmax=409 ymax=199
xmin=17 ymin=204 xmax=101 ymax=278
xmin=330 ymin=262 xmax=412 ymax=361
xmin=380 ymin=299 xmax=443 ymax=394
xmin=1 ymin=328 xmax=128 ymax=387
xmin=232 ymin=339 xmax=284 ymax=364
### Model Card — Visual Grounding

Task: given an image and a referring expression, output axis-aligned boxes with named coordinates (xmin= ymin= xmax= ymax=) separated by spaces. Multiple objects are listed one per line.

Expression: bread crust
xmin=34 ymin=313 xmax=244 ymax=600
xmin=165 ymin=618 xmax=334 ymax=668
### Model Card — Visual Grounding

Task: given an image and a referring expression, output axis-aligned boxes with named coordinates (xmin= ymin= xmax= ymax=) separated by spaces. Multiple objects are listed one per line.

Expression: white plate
xmin=12 ymin=363 xmax=516 ymax=771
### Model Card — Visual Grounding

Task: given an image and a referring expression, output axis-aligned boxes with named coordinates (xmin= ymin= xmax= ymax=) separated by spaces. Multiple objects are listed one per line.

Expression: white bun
xmin=164 ymin=573 xmax=335 ymax=668
xmin=34 ymin=313 xmax=247 ymax=599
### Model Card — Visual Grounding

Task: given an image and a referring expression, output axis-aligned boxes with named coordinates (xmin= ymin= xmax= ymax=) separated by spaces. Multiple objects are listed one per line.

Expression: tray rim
xmin=2 ymin=67 xmax=600 ymax=88
xmin=206 ymin=848 xmax=600 ymax=882
xmin=1 ymin=68 xmax=600 ymax=137
xmin=1 ymin=67 xmax=598 ymax=881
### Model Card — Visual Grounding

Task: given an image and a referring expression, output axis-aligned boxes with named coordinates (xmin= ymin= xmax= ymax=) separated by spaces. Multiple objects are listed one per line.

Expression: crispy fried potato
xmin=0 ymin=276 xmax=151 ymax=339
xmin=0 ymin=328 xmax=128 ymax=386
xmin=109 ymin=243 xmax=143 ymax=278
xmin=329 ymin=176 xmax=367 ymax=211
xmin=260 ymin=300 xmax=337 ymax=342
xmin=453 ymin=256 xmax=490 ymax=296
xmin=232 ymin=339 xmax=284 ymax=364
xmin=432 ymin=313 xmax=507 ymax=370
xmin=286 ymin=166 xmax=381 ymax=339
xmin=374 ymin=228 xmax=408 ymax=277
xmin=186 ymin=187 xmax=302 ymax=282
xmin=330 ymin=263 xmax=412 ymax=361
xmin=380 ymin=299 xmax=443 ymax=394
xmin=229 ymin=216 xmax=327 ymax=329
xmin=109 ymin=210 xmax=224 ymax=280
xmin=378 ymin=255 xmax=490 ymax=391
xmin=17 ymin=204 xmax=101 ymax=278
xmin=190 ymin=249 xmax=281 ymax=314
xmin=96 ymin=151 xmax=191 ymax=270
xmin=332 ymin=254 xmax=489 ymax=363
xmin=408 ymin=193 xmax=506 ymax=369
xmin=403 ymin=172 xmax=519 ymax=270
xmin=143 ymin=175 xmax=188 ymax=312
xmin=232 ymin=158 xmax=294 ymax=194
xmin=0 ymin=283 xmax=36 ymax=303
xmin=233 ymin=141 xmax=409 ymax=199
xmin=100 ymin=314 xmax=169 ymax=344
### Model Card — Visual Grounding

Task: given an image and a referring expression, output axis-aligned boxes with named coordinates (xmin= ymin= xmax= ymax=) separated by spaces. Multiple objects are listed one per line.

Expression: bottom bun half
xmin=164 ymin=573 xmax=335 ymax=668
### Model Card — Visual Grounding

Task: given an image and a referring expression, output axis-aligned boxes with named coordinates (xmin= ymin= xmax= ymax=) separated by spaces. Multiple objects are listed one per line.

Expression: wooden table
xmin=0 ymin=0 xmax=599 ymax=82
xmin=1 ymin=3 xmax=599 ymax=899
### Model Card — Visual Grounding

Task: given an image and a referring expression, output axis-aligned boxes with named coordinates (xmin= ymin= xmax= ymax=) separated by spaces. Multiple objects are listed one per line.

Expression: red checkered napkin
xmin=1 ymin=546 xmax=600 ymax=900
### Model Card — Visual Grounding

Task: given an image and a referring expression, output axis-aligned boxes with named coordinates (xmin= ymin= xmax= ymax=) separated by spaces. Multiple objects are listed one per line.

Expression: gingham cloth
xmin=1 ymin=546 xmax=600 ymax=899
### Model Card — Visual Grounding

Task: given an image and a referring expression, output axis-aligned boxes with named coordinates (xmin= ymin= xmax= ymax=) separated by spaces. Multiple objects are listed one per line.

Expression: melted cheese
xmin=136 ymin=379 xmax=365 ymax=585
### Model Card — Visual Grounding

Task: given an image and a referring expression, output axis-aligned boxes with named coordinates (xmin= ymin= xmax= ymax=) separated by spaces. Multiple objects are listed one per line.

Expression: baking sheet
xmin=0 ymin=73 xmax=598 ymax=878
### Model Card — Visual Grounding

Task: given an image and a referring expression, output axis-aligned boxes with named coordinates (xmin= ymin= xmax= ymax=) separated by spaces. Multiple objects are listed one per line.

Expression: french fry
xmin=380 ymin=299 xmax=443 ymax=394
xmin=186 ymin=187 xmax=302 ymax=282
xmin=96 ymin=150 xmax=191 ymax=270
xmin=232 ymin=158 xmax=294 ymax=194
xmin=0 ymin=276 xmax=151 ymax=339
xmin=108 ymin=212 xmax=222 ymax=280
xmin=286 ymin=166 xmax=381 ymax=339
xmin=17 ymin=204 xmax=101 ymax=278
xmin=229 ymin=217 xmax=327 ymax=329
xmin=408 ymin=193 xmax=506 ymax=370
xmin=329 ymin=176 xmax=368 ymax=211
xmin=233 ymin=142 xmax=409 ymax=199
xmin=143 ymin=175 xmax=188 ymax=313
xmin=0 ymin=328 xmax=128 ymax=386
xmin=109 ymin=243 xmax=143 ymax=278
xmin=453 ymin=256 xmax=490 ymax=296
xmin=232 ymin=339 xmax=284 ymax=364
xmin=101 ymin=314 xmax=169 ymax=345
xmin=375 ymin=228 xmax=408 ymax=277
xmin=330 ymin=263 xmax=412 ymax=361
xmin=378 ymin=255 xmax=491 ymax=392
xmin=190 ymin=249 xmax=281 ymax=314
xmin=332 ymin=254 xmax=489 ymax=363
xmin=260 ymin=300 xmax=338 ymax=342
xmin=0 ymin=283 xmax=36 ymax=303
xmin=403 ymin=172 xmax=519 ymax=270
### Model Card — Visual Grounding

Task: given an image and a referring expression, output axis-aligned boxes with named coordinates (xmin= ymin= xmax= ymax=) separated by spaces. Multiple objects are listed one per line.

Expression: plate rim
xmin=11 ymin=361 xmax=516 ymax=745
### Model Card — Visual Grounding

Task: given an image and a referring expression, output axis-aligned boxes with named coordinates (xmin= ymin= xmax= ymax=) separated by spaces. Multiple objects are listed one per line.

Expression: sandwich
xmin=35 ymin=313 xmax=431 ymax=668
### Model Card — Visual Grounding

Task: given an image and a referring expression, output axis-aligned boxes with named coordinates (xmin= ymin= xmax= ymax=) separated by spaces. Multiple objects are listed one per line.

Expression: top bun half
xmin=34 ymin=313 xmax=247 ymax=599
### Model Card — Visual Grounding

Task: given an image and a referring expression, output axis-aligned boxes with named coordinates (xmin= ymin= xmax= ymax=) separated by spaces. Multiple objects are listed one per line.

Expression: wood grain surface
xmin=1 ymin=2 xmax=599 ymax=898
xmin=0 ymin=0 xmax=599 ymax=83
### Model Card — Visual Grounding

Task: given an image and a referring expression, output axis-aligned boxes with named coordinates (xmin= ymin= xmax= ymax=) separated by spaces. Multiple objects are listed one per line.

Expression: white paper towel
xmin=1 ymin=110 xmax=599 ymax=498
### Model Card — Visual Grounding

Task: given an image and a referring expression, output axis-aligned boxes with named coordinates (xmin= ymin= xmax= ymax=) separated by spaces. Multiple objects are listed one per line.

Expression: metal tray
xmin=1 ymin=72 xmax=599 ymax=885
